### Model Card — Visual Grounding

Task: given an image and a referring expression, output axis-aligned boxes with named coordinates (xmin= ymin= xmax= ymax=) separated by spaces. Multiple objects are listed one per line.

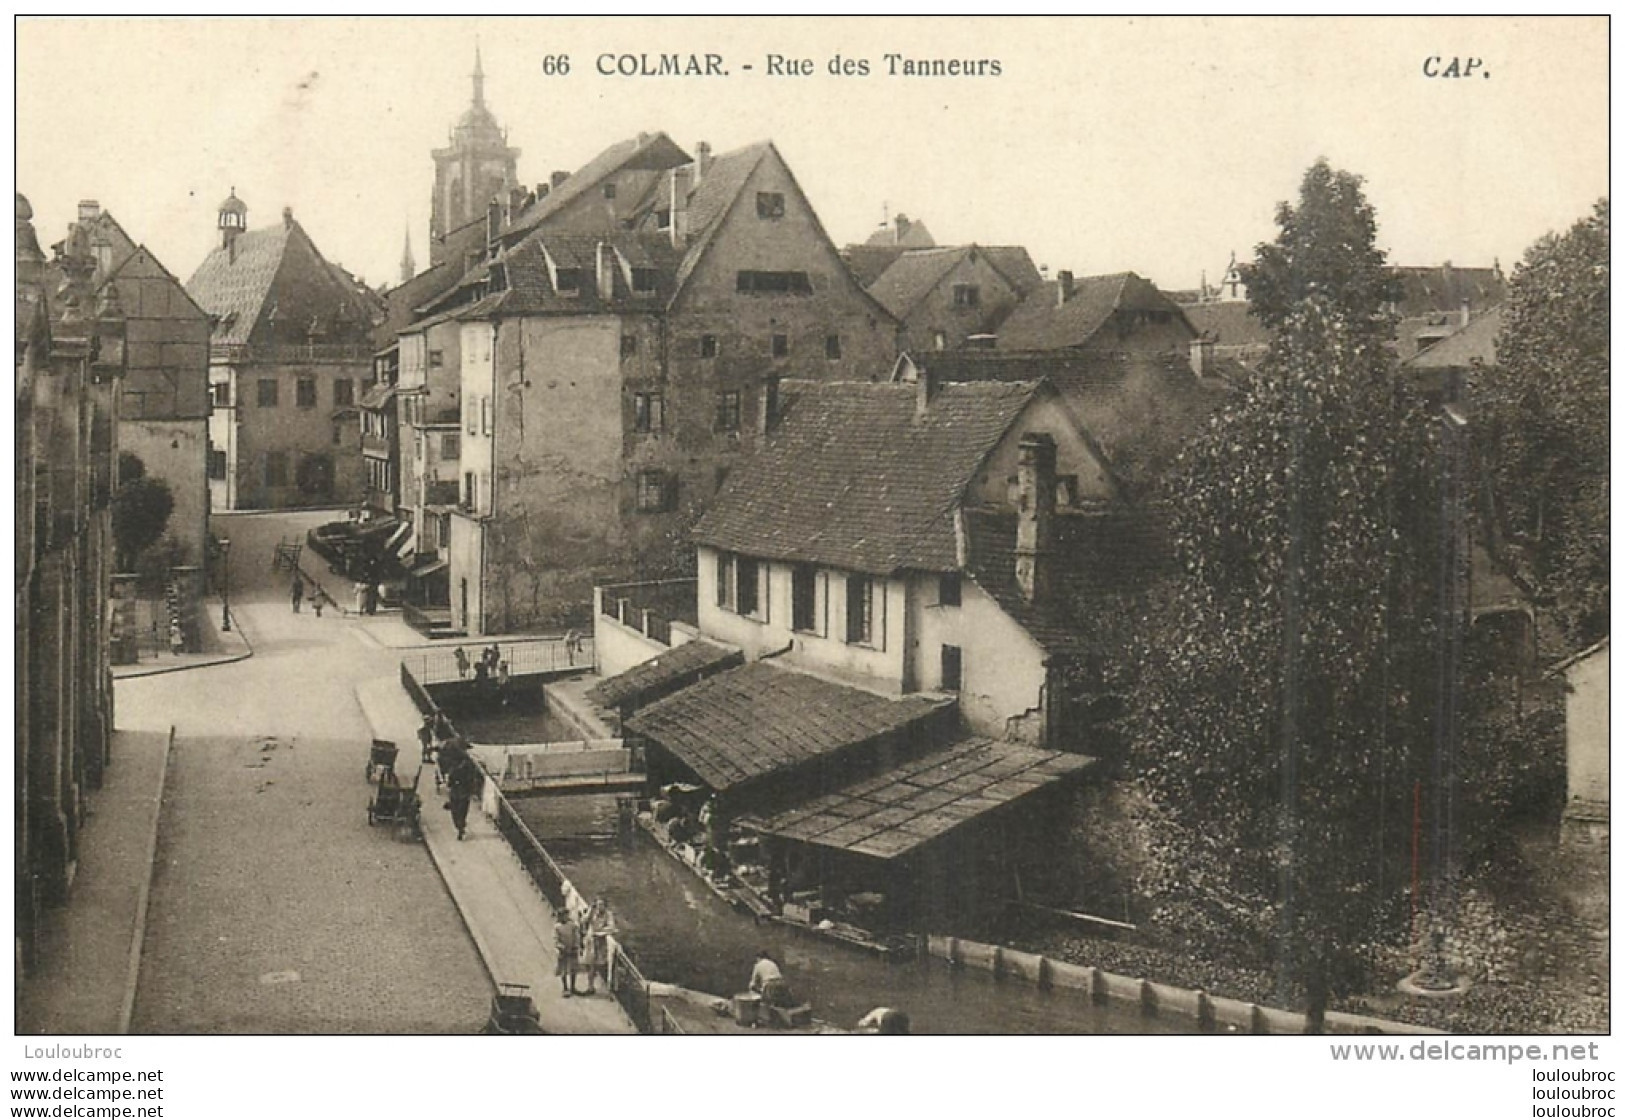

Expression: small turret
xmin=218 ymin=188 xmax=248 ymax=258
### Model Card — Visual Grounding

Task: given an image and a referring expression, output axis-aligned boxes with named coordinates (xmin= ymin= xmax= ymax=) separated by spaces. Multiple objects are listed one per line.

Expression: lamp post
xmin=219 ymin=537 xmax=232 ymax=633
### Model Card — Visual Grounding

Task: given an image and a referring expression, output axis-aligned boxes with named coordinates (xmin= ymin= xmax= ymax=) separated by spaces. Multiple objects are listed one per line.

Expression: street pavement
xmin=119 ymin=511 xmax=489 ymax=1032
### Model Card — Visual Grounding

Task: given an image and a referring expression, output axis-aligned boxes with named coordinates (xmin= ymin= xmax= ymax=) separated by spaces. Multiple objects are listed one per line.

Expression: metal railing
xmin=402 ymin=637 xmax=593 ymax=684
xmin=597 ymin=578 xmax=697 ymax=646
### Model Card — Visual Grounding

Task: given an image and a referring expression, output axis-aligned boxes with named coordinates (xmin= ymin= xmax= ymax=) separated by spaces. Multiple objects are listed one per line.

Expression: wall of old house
xmin=120 ymin=420 xmax=209 ymax=564
xmin=1565 ymin=645 xmax=1609 ymax=807
xmin=231 ymin=361 xmax=367 ymax=509
xmin=908 ymin=575 xmax=1048 ymax=741
xmin=696 ymin=547 xmax=910 ymax=689
xmin=447 ymin=512 xmax=485 ymax=635
xmin=898 ymin=252 xmax=1024 ymax=352
xmin=1083 ymin=309 xmax=1195 ymax=354
xmin=965 ymin=397 xmax=1118 ymax=507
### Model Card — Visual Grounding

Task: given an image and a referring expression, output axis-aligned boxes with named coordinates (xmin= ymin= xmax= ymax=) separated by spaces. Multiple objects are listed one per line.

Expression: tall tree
xmin=1477 ymin=199 xmax=1610 ymax=651
xmin=1136 ymin=161 xmax=1440 ymax=1024
xmin=111 ymin=453 xmax=173 ymax=571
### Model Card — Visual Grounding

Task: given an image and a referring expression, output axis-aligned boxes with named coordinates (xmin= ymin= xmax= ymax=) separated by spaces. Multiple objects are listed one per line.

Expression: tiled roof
xmin=672 ymin=141 xmax=770 ymax=294
xmin=1179 ymin=300 xmax=1273 ymax=349
xmin=625 ymin=660 xmax=950 ymax=793
xmin=981 ymin=246 xmax=1045 ymax=296
xmin=456 ymin=229 xmax=681 ymax=318
xmin=694 ymin=379 xmax=1047 ymax=575
xmin=843 ymin=244 xmax=909 ymax=287
xmin=1407 ymin=306 xmax=1502 ymax=369
xmin=996 ymin=272 xmax=1188 ymax=351
xmin=864 ymin=218 xmax=935 ymax=248
xmin=742 ymin=735 xmax=1093 ymax=860
xmin=585 ymin=639 xmax=743 ymax=712
xmin=509 ymin=131 xmax=691 ymax=237
xmin=185 ymin=225 xmax=292 ymax=346
xmin=867 ymin=247 xmax=971 ymax=319
xmin=1389 ymin=265 xmax=1506 ymax=318
xmin=962 ymin=504 xmax=1175 ymax=657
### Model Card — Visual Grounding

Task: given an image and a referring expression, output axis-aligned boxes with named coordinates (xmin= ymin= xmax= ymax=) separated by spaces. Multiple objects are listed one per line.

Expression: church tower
xmin=399 ymin=224 xmax=416 ymax=284
xmin=429 ymin=46 xmax=520 ymax=266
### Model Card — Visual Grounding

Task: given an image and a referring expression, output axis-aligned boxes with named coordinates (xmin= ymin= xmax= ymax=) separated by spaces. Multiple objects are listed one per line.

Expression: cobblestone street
xmin=120 ymin=511 xmax=489 ymax=1032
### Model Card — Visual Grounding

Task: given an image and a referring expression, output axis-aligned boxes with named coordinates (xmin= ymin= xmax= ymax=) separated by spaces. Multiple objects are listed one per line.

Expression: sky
xmin=16 ymin=16 xmax=1610 ymax=296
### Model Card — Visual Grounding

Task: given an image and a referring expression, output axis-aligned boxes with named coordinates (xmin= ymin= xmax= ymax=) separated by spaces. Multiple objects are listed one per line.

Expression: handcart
xmin=366 ymin=765 xmax=422 ymax=839
xmin=366 ymin=738 xmax=398 ymax=783
xmin=484 ymin=982 xmax=544 ymax=1034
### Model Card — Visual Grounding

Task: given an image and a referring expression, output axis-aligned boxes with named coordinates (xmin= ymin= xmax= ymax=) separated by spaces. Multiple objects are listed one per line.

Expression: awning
xmin=409 ymin=556 xmax=448 ymax=578
xmin=624 ymin=661 xmax=950 ymax=793
xmin=740 ymin=736 xmax=1094 ymax=861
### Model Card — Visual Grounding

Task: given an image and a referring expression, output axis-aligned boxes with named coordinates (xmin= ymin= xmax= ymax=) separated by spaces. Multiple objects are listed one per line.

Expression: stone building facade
xmin=15 ymin=194 xmax=124 ymax=969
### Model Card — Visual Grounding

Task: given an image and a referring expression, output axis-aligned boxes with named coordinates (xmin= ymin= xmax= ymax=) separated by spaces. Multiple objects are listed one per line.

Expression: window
xmin=480 ymin=396 xmax=491 ymax=435
xmin=737 ymin=558 xmax=760 ymax=617
xmin=755 ymin=191 xmax=785 ymax=219
xmin=792 ymin=563 xmax=817 ymax=632
xmin=466 ymin=399 xmax=477 ymax=436
xmin=428 ymin=350 xmax=445 ymax=369
xmin=932 ymin=330 xmax=948 ymax=351
xmin=700 ymin=334 xmax=719 ymax=359
xmin=333 ymin=423 xmax=343 ymax=446
xmin=621 ymin=334 xmax=638 ymax=358
xmin=297 ymin=378 xmax=317 ymax=408
xmin=442 ymin=433 xmax=461 ymax=458
xmin=715 ymin=390 xmax=741 ymax=433
xmin=603 ymin=181 xmax=618 ymax=200
xmin=334 ymin=378 xmax=354 ymax=406
xmin=257 ymin=379 xmax=279 ymax=408
xmin=655 ymin=208 xmax=672 ymax=231
xmin=845 ymin=574 xmax=873 ymax=645
xmin=631 ymin=268 xmax=658 ymax=293
xmin=938 ymin=572 xmax=962 ymax=607
xmin=636 ymin=469 xmax=675 ymax=513
xmin=824 ymin=334 xmax=841 ymax=360
xmin=771 ymin=334 xmax=789 ymax=359
xmin=264 ymin=450 xmax=288 ymax=487
xmin=633 ymin=392 xmax=664 ymax=434
xmin=210 ymin=382 xmax=231 ymax=407
xmin=952 ymin=284 xmax=981 ymax=308
xmin=941 ymin=644 xmax=963 ymax=692
xmin=207 ymin=448 xmax=227 ymax=480
xmin=463 ymin=471 xmax=476 ymax=511
xmin=554 ymin=268 xmax=583 ymax=293
xmin=736 ymin=270 xmax=812 ymax=295
xmin=715 ymin=552 xmax=736 ymax=608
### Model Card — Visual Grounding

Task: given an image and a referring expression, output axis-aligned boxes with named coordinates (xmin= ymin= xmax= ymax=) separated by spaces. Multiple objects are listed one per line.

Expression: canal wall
xmin=928 ymin=935 xmax=1442 ymax=1036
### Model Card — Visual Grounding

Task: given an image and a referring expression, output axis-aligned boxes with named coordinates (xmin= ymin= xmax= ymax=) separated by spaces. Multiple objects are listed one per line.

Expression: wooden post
xmin=1196 ymin=991 xmax=1215 ymax=1032
xmin=1139 ymin=979 xmax=1157 ymax=1016
xmin=1250 ymin=1004 xmax=1268 ymax=1035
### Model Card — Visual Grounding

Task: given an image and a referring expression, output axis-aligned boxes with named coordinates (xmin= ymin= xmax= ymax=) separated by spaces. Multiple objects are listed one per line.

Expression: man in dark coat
xmin=444 ymin=742 xmax=481 ymax=840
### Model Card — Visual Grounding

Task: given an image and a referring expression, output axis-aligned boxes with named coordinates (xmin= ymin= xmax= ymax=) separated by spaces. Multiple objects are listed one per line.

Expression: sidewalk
xmin=355 ymin=676 xmax=636 ymax=1034
xmin=16 ymin=729 xmax=170 ymax=1034
xmin=112 ymin=595 xmax=252 ymax=680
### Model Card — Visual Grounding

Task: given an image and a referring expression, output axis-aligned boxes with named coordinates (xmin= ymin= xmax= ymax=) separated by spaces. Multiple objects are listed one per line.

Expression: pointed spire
xmin=472 ymin=41 xmax=485 ymax=108
xmin=400 ymin=223 xmax=416 ymax=284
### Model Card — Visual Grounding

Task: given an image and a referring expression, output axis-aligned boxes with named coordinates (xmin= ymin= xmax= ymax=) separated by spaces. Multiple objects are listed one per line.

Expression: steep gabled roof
xmin=997 ymin=272 xmax=1190 ymax=351
xmin=1406 ymin=305 xmax=1502 ymax=369
xmin=185 ymin=224 xmax=293 ymax=346
xmin=508 ymin=131 xmax=691 ymax=238
xmin=1180 ymin=299 xmax=1273 ymax=349
xmin=867 ymin=244 xmax=1046 ymax=322
xmin=843 ymin=244 xmax=910 ymax=287
xmin=694 ymin=378 xmax=1052 ymax=575
xmin=669 ymin=141 xmax=771 ymax=295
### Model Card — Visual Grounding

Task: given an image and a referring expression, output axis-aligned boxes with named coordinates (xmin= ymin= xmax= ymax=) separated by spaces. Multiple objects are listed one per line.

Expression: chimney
xmin=1460 ymin=297 xmax=1472 ymax=327
xmin=1014 ymin=431 xmax=1057 ymax=604
xmin=759 ymin=375 xmax=782 ymax=435
xmin=914 ymin=365 xmax=938 ymax=418
xmin=535 ymin=181 xmax=550 ymax=200
xmin=695 ymin=141 xmax=713 ymax=182
xmin=1189 ymin=335 xmax=1215 ymax=378
xmin=895 ymin=213 xmax=911 ymax=242
xmin=486 ymin=200 xmax=502 ymax=248
xmin=508 ymin=186 xmax=529 ymax=219
xmin=1056 ymin=270 xmax=1074 ymax=308
xmin=596 ymin=241 xmax=616 ymax=300
xmin=282 ymin=206 xmax=294 ymax=229
xmin=670 ymin=164 xmax=694 ymax=249
xmin=77 ymin=199 xmax=100 ymax=224
xmin=550 ymin=170 xmax=570 ymax=189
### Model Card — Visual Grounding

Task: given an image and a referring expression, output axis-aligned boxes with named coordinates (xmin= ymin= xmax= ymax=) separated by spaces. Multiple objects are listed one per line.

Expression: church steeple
xmin=472 ymin=43 xmax=485 ymax=109
xmin=399 ymin=224 xmax=416 ymax=284
xmin=429 ymin=48 xmax=520 ymax=264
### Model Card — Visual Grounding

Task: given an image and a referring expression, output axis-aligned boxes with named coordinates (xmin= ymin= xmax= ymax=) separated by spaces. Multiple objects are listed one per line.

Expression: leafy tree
xmin=1477 ymin=199 xmax=1610 ymax=651
xmin=111 ymin=453 xmax=173 ymax=571
xmin=1135 ymin=161 xmax=1441 ymax=1025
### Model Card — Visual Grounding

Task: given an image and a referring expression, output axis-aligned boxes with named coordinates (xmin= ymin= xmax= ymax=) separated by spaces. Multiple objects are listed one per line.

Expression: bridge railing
xmin=402 ymin=636 xmax=593 ymax=685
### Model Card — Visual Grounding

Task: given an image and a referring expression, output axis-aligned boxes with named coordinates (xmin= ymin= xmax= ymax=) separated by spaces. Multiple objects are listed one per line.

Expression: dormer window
xmin=631 ymin=268 xmax=658 ymax=293
xmin=656 ymin=208 xmax=672 ymax=231
xmin=603 ymin=182 xmax=618 ymax=200
xmin=953 ymin=284 xmax=980 ymax=308
xmin=756 ymin=192 xmax=785 ymax=219
xmin=554 ymin=268 xmax=582 ymax=293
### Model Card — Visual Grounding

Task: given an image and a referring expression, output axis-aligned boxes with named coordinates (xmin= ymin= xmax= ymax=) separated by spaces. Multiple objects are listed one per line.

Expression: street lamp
xmin=219 ymin=537 xmax=232 ymax=633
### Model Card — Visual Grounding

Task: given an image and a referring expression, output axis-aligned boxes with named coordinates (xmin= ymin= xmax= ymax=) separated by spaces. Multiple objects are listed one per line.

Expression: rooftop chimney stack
xmin=1014 ymin=431 xmax=1058 ymax=604
xmin=915 ymin=365 xmax=939 ymax=418
xmin=695 ymin=141 xmax=713 ymax=182
xmin=595 ymin=241 xmax=616 ymax=300
xmin=486 ymin=199 xmax=502 ymax=249
xmin=551 ymin=170 xmax=570 ymax=189
xmin=1460 ymin=297 xmax=1472 ymax=327
xmin=77 ymin=200 xmax=100 ymax=224
xmin=1057 ymin=270 xmax=1074 ymax=308
xmin=1189 ymin=335 xmax=1214 ymax=378
xmin=670 ymin=164 xmax=694 ymax=249
xmin=282 ymin=206 xmax=294 ymax=230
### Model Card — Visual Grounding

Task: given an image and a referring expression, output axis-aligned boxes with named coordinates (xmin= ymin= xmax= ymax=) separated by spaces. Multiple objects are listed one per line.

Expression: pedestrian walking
xmin=417 ymin=712 xmax=437 ymax=764
xmin=291 ymin=574 xmax=304 ymax=613
xmin=311 ymin=589 xmax=325 ymax=618
xmin=444 ymin=741 xmax=480 ymax=840
xmin=554 ymin=909 xmax=582 ymax=997
xmin=454 ymin=647 xmax=470 ymax=679
xmin=582 ymin=897 xmax=616 ymax=995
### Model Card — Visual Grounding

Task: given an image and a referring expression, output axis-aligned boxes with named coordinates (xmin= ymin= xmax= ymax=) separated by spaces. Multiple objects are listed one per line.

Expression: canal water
xmin=514 ymin=795 xmax=1187 ymax=1035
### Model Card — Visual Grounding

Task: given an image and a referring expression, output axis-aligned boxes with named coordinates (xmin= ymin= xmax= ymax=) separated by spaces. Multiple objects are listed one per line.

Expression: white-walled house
xmin=1554 ymin=637 xmax=1609 ymax=847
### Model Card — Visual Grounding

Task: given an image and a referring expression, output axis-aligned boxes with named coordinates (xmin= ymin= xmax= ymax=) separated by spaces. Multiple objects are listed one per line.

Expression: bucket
xmin=734 ymin=992 xmax=761 ymax=1027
